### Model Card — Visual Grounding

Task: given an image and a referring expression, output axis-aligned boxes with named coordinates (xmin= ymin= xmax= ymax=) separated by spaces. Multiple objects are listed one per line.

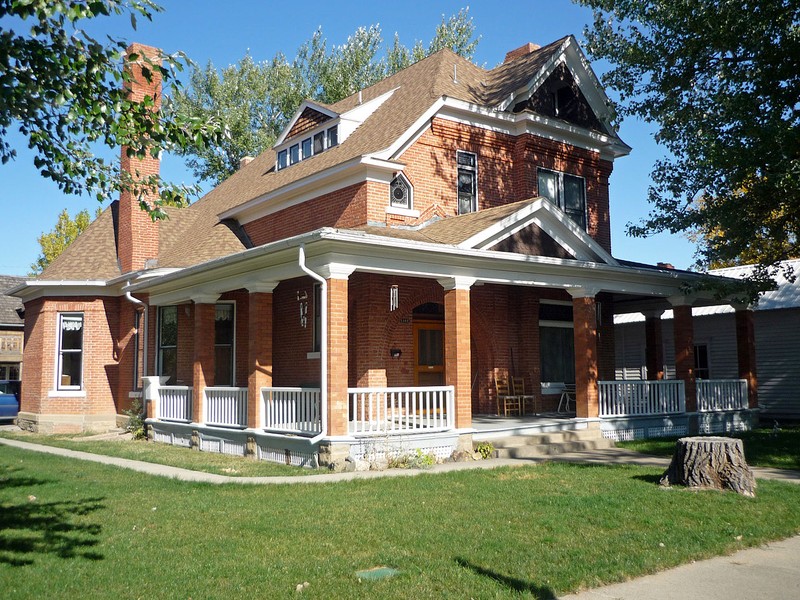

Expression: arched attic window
xmin=389 ymin=173 xmax=413 ymax=210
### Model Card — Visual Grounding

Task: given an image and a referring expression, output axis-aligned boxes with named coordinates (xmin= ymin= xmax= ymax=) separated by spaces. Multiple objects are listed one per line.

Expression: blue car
xmin=0 ymin=380 xmax=20 ymax=420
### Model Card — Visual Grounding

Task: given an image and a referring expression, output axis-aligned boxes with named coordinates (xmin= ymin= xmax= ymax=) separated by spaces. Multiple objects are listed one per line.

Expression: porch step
xmin=491 ymin=429 xmax=615 ymax=459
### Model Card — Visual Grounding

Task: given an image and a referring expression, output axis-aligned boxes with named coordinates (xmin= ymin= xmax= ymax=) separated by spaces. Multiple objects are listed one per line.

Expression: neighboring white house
xmin=615 ymin=259 xmax=800 ymax=422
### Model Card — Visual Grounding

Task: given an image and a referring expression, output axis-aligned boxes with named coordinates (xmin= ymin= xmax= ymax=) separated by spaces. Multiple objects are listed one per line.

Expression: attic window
xmin=389 ymin=173 xmax=412 ymax=209
xmin=538 ymin=168 xmax=586 ymax=229
xmin=276 ymin=125 xmax=339 ymax=171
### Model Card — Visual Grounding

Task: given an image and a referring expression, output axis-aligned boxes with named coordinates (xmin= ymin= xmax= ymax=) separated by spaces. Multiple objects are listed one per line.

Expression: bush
xmin=475 ymin=441 xmax=495 ymax=459
xmin=124 ymin=399 xmax=146 ymax=440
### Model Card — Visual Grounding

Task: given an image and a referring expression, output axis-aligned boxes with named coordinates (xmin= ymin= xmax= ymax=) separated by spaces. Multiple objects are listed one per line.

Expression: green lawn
xmin=618 ymin=427 xmax=800 ymax=470
xmin=2 ymin=446 xmax=800 ymax=598
xmin=0 ymin=431 xmax=309 ymax=477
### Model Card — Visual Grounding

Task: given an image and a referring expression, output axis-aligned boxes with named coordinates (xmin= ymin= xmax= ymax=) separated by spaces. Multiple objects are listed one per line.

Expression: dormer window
xmin=390 ymin=173 xmax=412 ymax=210
xmin=276 ymin=125 xmax=339 ymax=171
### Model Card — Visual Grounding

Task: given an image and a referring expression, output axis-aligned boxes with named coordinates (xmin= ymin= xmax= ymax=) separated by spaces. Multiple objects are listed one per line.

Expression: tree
xmin=30 ymin=207 xmax=101 ymax=275
xmin=0 ymin=0 xmax=220 ymax=217
xmin=577 ymin=0 xmax=800 ymax=295
xmin=168 ymin=8 xmax=480 ymax=184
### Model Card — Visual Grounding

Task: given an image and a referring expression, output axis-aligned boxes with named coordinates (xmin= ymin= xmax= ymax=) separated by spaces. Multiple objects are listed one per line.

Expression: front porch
xmin=144 ymin=376 xmax=757 ymax=467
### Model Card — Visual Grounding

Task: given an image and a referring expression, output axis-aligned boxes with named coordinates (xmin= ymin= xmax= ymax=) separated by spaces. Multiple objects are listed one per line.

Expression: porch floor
xmin=472 ymin=412 xmax=581 ymax=440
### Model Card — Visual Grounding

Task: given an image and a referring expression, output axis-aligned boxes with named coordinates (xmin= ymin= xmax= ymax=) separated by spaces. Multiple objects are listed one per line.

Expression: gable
xmin=514 ymin=63 xmax=605 ymax=133
xmin=489 ymin=222 xmax=576 ymax=260
xmin=285 ymin=107 xmax=334 ymax=142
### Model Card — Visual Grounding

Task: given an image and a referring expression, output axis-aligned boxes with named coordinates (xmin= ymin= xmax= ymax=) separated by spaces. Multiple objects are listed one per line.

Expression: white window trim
xmin=537 ymin=167 xmax=588 ymax=229
xmin=54 ymin=312 xmax=84 ymax=392
xmin=157 ymin=305 xmax=178 ymax=379
xmin=276 ymin=123 xmax=339 ymax=171
xmin=385 ymin=206 xmax=420 ymax=218
xmin=456 ymin=150 xmax=478 ymax=214
xmin=388 ymin=172 xmax=414 ymax=211
xmin=215 ymin=301 xmax=236 ymax=386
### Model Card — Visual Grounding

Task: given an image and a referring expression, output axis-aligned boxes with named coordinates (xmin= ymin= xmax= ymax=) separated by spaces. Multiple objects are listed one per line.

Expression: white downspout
xmin=298 ymin=245 xmax=328 ymax=444
xmin=124 ymin=286 xmax=148 ymax=413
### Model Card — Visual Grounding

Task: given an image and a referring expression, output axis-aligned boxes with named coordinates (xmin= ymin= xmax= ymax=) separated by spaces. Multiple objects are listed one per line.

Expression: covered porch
xmin=128 ymin=214 xmax=757 ymax=467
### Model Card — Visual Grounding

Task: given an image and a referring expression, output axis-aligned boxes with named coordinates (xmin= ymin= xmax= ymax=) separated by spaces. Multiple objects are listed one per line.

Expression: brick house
xmin=10 ymin=38 xmax=758 ymax=464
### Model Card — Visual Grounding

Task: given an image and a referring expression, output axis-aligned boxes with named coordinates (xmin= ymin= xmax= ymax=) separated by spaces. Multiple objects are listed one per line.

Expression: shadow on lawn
xmin=456 ymin=558 xmax=557 ymax=599
xmin=0 ymin=471 xmax=105 ymax=566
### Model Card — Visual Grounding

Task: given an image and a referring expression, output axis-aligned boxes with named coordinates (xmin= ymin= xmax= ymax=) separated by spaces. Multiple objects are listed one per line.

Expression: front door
xmin=413 ymin=321 xmax=444 ymax=386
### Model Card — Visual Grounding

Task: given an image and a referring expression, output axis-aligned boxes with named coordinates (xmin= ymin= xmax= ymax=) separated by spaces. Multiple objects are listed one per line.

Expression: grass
xmin=0 ymin=430 xmax=309 ymax=477
xmin=2 ymin=446 xmax=800 ymax=598
xmin=617 ymin=427 xmax=800 ymax=470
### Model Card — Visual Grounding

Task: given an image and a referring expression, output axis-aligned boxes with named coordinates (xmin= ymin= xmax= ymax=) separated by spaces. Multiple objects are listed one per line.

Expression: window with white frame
xmin=276 ymin=125 xmax=339 ymax=171
xmin=157 ymin=306 xmax=178 ymax=384
xmin=215 ymin=303 xmax=235 ymax=385
xmin=389 ymin=173 xmax=412 ymax=210
xmin=457 ymin=150 xmax=477 ymax=214
xmin=57 ymin=313 xmax=84 ymax=390
xmin=537 ymin=168 xmax=587 ymax=229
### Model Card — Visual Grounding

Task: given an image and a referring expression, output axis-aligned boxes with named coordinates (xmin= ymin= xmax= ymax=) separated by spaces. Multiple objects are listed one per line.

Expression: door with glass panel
xmin=413 ymin=321 xmax=445 ymax=386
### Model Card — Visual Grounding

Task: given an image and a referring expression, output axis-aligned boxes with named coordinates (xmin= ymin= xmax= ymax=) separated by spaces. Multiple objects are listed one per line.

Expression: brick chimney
xmin=118 ymin=43 xmax=162 ymax=273
xmin=504 ymin=42 xmax=541 ymax=64
xmin=657 ymin=262 xmax=675 ymax=270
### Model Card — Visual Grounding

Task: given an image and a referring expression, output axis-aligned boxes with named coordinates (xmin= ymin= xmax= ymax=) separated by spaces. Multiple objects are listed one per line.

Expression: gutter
xmin=298 ymin=245 xmax=328 ymax=445
xmin=123 ymin=286 xmax=149 ymax=403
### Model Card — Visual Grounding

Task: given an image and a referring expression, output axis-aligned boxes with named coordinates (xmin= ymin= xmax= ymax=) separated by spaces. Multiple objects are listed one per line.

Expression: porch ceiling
xmin=126 ymin=227 xmax=723 ymax=307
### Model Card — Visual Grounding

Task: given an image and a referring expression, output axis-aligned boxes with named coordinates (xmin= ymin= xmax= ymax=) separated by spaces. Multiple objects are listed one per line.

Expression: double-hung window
xmin=537 ymin=168 xmax=587 ymax=229
xmin=157 ymin=306 xmax=178 ymax=384
xmin=215 ymin=303 xmax=235 ymax=385
xmin=456 ymin=151 xmax=477 ymax=214
xmin=57 ymin=313 xmax=83 ymax=390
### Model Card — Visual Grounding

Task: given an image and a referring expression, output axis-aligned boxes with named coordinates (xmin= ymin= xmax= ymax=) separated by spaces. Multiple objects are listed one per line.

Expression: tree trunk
xmin=660 ymin=436 xmax=756 ymax=497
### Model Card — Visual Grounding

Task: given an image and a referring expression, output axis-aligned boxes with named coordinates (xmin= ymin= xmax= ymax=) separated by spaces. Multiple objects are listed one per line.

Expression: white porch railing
xmin=203 ymin=387 xmax=248 ymax=428
xmin=262 ymin=387 xmax=322 ymax=435
xmin=348 ymin=386 xmax=455 ymax=435
xmin=157 ymin=385 xmax=193 ymax=422
xmin=598 ymin=380 xmax=685 ymax=417
xmin=697 ymin=379 xmax=748 ymax=411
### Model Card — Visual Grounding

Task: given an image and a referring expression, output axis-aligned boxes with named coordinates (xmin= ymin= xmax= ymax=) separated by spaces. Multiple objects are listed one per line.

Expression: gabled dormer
xmin=490 ymin=36 xmax=621 ymax=143
xmin=273 ymin=88 xmax=397 ymax=171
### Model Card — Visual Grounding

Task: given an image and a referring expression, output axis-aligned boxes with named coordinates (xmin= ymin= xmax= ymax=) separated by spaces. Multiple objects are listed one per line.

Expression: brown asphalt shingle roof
xmin=35 ymin=40 xmax=573 ymax=281
xmin=0 ymin=275 xmax=25 ymax=325
xmin=354 ymin=199 xmax=539 ymax=246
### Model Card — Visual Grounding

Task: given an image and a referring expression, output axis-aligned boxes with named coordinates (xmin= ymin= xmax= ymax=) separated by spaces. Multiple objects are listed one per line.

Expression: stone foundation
xmin=16 ymin=411 xmax=118 ymax=434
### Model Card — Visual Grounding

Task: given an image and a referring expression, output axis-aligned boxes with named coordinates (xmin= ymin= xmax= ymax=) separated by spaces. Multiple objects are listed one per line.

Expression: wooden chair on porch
xmin=512 ymin=376 xmax=537 ymax=415
xmin=494 ymin=377 xmax=521 ymax=416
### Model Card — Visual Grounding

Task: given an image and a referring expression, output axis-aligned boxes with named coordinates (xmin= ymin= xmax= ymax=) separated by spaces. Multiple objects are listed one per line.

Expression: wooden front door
xmin=413 ymin=321 xmax=445 ymax=386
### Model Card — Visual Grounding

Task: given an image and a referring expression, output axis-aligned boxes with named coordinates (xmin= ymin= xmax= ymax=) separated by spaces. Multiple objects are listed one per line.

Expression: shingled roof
xmin=0 ymin=275 xmax=25 ymax=326
xmin=35 ymin=38 xmax=605 ymax=283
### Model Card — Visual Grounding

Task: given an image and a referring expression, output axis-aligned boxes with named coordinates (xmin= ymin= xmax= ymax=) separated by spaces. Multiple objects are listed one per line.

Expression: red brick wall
xmin=243 ymin=181 xmax=370 ymax=246
xmin=21 ymin=296 xmax=123 ymax=426
xmin=272 ymin=278 xmax=321 ymax=387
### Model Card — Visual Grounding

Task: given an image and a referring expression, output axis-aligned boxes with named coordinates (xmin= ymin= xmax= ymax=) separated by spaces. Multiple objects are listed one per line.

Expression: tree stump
xmin=660 ymin=436 xmax=756 ymax=497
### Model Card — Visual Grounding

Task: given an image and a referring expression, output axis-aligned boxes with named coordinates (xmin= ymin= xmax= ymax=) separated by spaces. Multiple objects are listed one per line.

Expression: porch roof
xmin=123 ymin=224 xmax=726 ymax=308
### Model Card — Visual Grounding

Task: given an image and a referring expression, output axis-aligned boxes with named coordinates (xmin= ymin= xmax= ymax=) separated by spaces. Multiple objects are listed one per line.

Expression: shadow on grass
xmin=0 ymin=472 xmax=105 ymax=566
xmin=456 ymin=557 xmax=556 ymax=599
xmin=632 ymin=473 xmax=663 ymax=485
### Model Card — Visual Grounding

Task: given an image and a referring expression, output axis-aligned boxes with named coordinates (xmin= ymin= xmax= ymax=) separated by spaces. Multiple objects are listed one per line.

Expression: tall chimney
xmin=504 ymin=42 xmax=541 ymax=64
xmin=118 ymin=43 xmax=162 ymax=273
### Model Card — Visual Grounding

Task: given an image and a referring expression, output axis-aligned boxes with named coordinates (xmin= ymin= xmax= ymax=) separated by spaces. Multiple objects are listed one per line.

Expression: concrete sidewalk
xmin=560 ymin=535 xmax=800 ymax=600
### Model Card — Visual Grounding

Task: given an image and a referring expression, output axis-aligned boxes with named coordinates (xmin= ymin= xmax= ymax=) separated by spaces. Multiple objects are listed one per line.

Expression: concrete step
xmin=495 ymin=438 xmax=616 ymax=458
xmin=491 ymin=428 xmax=615 ymax=458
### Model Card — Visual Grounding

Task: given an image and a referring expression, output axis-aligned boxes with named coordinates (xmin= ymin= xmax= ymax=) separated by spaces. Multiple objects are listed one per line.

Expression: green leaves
xmin=30 ymin=206 xmax=100 ymax=275
xmin=580 ymin=0 xmax=800 ymax=295
xmin=1 ymin=0 xmax=221 ymax=218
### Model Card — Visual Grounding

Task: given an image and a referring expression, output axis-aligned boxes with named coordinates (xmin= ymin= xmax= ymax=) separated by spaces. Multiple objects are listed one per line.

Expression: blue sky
xmin=0 ymin=0 xmax=697 ymax=276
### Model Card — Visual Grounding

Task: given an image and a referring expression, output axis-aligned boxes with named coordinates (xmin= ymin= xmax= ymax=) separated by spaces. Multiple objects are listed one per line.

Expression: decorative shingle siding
xmin=285 ymin=107 xmax=333 ymax=142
